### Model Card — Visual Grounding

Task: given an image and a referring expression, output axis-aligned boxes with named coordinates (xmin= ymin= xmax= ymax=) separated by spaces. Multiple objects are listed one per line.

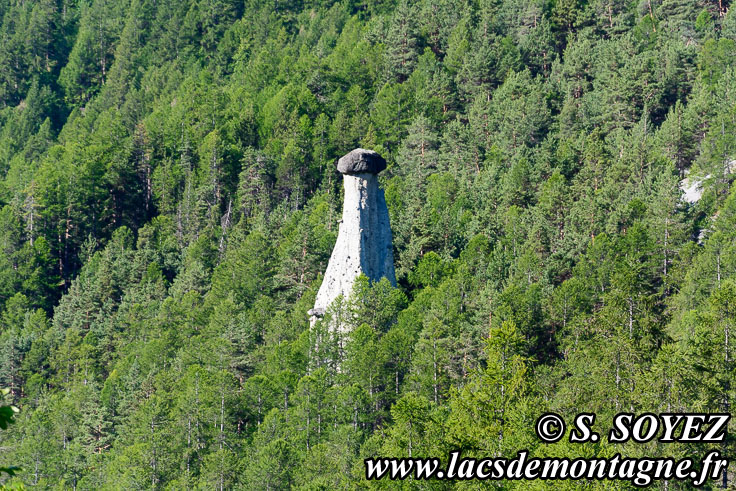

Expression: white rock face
xmin=680 ymin=173 xmax=706 ymax=204
xmin=310 ymin=168 xmax=396 ymax=324
xmin=679 ymin=160 xmax=736 ymax=204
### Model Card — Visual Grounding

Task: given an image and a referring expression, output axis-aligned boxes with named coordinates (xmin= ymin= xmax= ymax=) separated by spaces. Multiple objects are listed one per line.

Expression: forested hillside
xmin=0 ymin=0 xmax=735 ymax=488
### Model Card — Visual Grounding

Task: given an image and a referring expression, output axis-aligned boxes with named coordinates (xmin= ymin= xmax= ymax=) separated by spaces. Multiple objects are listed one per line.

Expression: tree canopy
xmin=0 ymin=0 xmax=735 ymax=487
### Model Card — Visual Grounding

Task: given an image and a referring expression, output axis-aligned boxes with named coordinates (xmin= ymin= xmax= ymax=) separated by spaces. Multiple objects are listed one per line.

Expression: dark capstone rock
xmin=337 ymin=148 xmax=387 ymax=175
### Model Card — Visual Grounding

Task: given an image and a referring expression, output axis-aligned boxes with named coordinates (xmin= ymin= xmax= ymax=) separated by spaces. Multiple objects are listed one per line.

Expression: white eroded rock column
xmin=309 ymin=149 xmax=396 ymax=326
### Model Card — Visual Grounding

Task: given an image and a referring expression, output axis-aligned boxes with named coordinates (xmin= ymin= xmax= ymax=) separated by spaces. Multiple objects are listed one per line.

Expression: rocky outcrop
xmin=311 ymin=149 xmax=395 ymax=326
xmin=679 ymin=160 xmax=736 ymax=204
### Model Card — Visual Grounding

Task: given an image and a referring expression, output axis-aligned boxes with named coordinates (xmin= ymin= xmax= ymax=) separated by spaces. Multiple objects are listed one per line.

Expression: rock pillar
xmin=309 ymin=149 xmax=396 ymax=324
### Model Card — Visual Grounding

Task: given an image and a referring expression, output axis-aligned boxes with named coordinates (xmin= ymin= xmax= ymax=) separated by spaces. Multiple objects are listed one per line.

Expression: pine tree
xmin=384 ymin=1 xmax=419 ymax=83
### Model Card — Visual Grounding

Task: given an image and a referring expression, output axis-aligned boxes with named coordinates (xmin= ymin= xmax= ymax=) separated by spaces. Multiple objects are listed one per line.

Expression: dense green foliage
xmin=0 ymin=0 xmax=735 ymax=488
